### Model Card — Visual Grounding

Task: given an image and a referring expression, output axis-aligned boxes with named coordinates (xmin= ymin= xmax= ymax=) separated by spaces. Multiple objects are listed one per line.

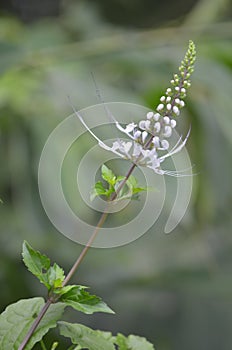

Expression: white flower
xmin=142 ymin=131 xmax=148 ymax=143
xmin=139 ymin=120 xmax=146 ymax=130
xmin=160 ymin=96 xmax=166 ymax=102
xmin=71 ymin=100 xmax=191 ymax=177
xmin=157 ymin=104 xmax=164 ymax=111
xmin=173 ymin=106 xmax=180 ymax=115
xmin=163 ymin=126 xmax=172 ymax=138
xmin=146 ymin=111 xmax=154 ymax=120
xmin=69 ymin=40 xmax=196 ymax=177
xmin=170 ymin=119 xmax=177 ymax=128
xmin=134 ymin=130 xmax=141 ymax=139
xmin=144 ymin=120 xmax=151 ymax=130
xmin=161 ymin=140 xmax=169 ymax=150
xmin=154 ymin=122 xmax=161 ymax=133
xmin=152 ymin=136 xmax=160 ymax=148
xmin=163 ymin=116 xmax=170 ymax=124
xmin=153 ymin=113 xmax=160 ymax=121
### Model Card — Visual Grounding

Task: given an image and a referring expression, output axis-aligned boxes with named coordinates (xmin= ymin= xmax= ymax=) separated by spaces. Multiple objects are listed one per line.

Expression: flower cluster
xmin=73 ymin=41 xmax=196 ymax=176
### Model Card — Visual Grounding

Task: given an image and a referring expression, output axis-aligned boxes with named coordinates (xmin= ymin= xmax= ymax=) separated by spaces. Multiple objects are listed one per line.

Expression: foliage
xmin=0 ymin=243 xmax=154 ymax=349
xmin=0 ymin=298 xmax=65 ymax=350
xmin=22 ymin=241 xmax=114 ymax=315
xmin=0 ymin=0 xmax=232 ymax=349
xmin=90 ymin=164 xmax=147 ymax=201
xmin=59 ymin=322 xmax=155 ymax=350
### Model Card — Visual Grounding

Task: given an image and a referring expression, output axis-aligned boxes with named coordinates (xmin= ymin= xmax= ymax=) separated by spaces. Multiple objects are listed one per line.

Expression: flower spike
xmin=72 ymin=41 xmax=196 ymax=176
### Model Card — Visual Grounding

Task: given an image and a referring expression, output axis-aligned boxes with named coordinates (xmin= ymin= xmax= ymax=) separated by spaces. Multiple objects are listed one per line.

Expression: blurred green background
xmin=1 ymin=0 xmax=232 ymax=349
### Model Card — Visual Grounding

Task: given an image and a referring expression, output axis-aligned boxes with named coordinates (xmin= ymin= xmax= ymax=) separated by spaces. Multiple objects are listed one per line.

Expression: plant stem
xmin=62 ymin=162 xmax=136 ymax=286
xmin=18 ymin=299 xmax=53 ymax=350
xmin=18 ymin=162 xmax=136 ymax=350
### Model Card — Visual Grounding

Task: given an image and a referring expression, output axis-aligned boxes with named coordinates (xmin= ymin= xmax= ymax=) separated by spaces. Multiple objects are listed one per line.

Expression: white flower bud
xmin=166 ymin=103 xmax=172 ymax=111
xmin=157 ymin=104 xmax=164 ymax=111
xmin=181 ymin=88 xmax=186 ymax=93
xmin=154 ymin=122 xmax=161 ymax=133
xmin=161 ymin=140 xmax=169 ymax=150
xmin=152 ymin=136 xmax=160 ymax=148
xmin=139 ymin=120 xmax=146 ymax=129
xmin=179 ymin=100 xmax=185 ymax=107
xmin=166 ymin=96 xmax=171 ymax=102
xmin=160 ymin=96 xmax=166 ymax=102
xmin=163 ymin=116 xmax=170 ymax=124
xmin=146 ymin=111 xmax=154 ymax=120
xmin=175 ymin=98 xmax=180 ymax=104
xmin=170 ymin=79 xmax=175 ymax=84
xmin=173 ymin=106 xmax=180 ymax=116
xmin=163 ymin=126 xmax=172 ymax=138
xmin=154 ymin=113 xmax=160 ymax=121
xmin=166 ymin=88 xmax=172 ymax=94
xmin=175 ymin=86 xmax=180 ymax=92
xmin=170 ymin=119 xmax=177 ymax=128
xmin=134 ymin=130 xmax=141 ymax=139
xmin=142 ymin=131 xmax=148 ymax=143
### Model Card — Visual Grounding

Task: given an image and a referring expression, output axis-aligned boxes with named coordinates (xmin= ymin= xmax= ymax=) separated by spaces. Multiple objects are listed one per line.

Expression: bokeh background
xmin=1 ymin=0 xmax=232 ymax=349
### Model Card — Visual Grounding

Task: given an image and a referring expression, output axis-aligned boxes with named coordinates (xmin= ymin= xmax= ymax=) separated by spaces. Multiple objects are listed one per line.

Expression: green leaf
xmin=101 ymin=165 xmax=116 ymax=185
xmin=58 ymin=285 xmax=114 ymax=315
xmin=22 ymin=241 xmax=51 ymax=289
xmin=114 ymin=333 xmax=155 ymax=350
xmin=47 ymin=263 xmax=65 ymax=290
xmin=90 ymin=181 xmax=108 ymax=201
xmin=126 ymin=175 xmax=138 ymax=188
xmin=22 ymin=241 xmax=65 ymax=291
xmin=116 ymin=176 xmax=126 ymax=182
xmin=59 ymin=323 xmax=155 ymax=350
xmin=0 ymin=297 xmax=65 ymax=350
xmin=127 ymin=176 xmax=147 ymax=195
xmin=126 ymin=334 xmax=155 ymax=350
xmin=59 ymin=322 xmax=115 ymax=350
xmin=113 ymin=333 xmax=127 ymax=349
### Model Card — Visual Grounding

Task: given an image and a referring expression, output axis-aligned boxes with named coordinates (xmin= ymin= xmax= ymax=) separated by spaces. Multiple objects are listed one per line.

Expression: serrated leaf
xmin=113 ymin=333 xmax=155 ymax=350
xmin=22 ymin=241 xmax=51 ymax=289
xmin=59 ymin=285 xmax=114 ymax=315
xmin=59 ymin=322 xmax=114 ymax=350
xmin=0 ymin=297 xmax=65 ymax=350
xmin=126 ymin=334 xmax=155 ymax=350
xmin=22 ymin=241 xmax=65 ymax=291
xmin=101 ymin=165 xmax=116 ymax=185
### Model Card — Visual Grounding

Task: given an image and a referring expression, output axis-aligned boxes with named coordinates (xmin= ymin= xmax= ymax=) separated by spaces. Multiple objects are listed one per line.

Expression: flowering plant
xmin=0 ymin=41 xmax=196 ymax=350
xmin=72 ymin=40 xmax=196 ymax=178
